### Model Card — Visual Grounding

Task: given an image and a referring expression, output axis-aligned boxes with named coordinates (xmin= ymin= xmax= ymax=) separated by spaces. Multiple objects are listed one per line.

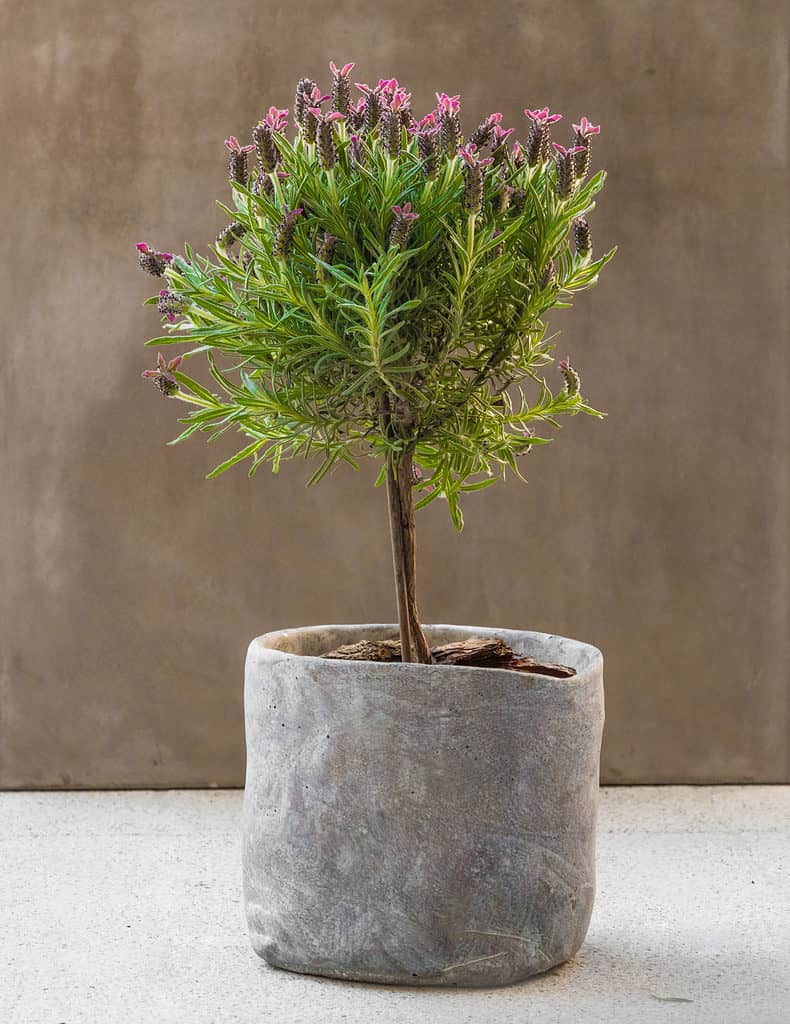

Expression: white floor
xmin=1 ymin=787 xmax=787 ymax=1024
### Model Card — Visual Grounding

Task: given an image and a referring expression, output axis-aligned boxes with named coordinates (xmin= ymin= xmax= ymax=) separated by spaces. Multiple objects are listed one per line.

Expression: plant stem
xmin=385 ymin=448 xmax=432 ymax=664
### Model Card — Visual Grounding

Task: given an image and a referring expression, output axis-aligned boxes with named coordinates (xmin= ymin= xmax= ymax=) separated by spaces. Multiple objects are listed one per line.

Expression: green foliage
xmin=140 ymin=84 xmax=614 ymax=529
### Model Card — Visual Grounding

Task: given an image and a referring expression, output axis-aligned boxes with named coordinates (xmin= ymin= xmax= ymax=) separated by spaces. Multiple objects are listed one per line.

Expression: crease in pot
xmin=242 ymin=623 xmax=604 ymax=987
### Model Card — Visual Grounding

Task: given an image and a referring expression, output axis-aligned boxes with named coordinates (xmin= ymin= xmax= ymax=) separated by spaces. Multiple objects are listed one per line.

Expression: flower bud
xmin=572 ymin=117 xmax=600 ymax=181
xmin=572 ymin=217 xmax=592 ymax=257
xmin=329 ymin=61 xmax=354 ymax=116
xmin=388 ymin=202 xmax=419 ymax=249
xmin=294 ymin=78 xmax=317 ymax=132
xmin=273 ymin=207 xmax=303 ymax=258
xmin=523 ymin=107 xmax=562 ymax=165
xmin=559 ymin=357 xmax=581 ymax=395
xmin=381 ymin=108 xmax=401 ymax=159
xmin=317 ymin=117 xmax=338 ymax=170
xmin=142 ymin=352 xmax=182 ymax=397
xmin=252 ymin=122 xmax=280 ymax=174
xmin=539 ymin=258 xmax=556 ymax=289
xmin=508 ymin=187 xmax=526 ymax=215
xmin=156 ymin=289 xmax=185 ymax=323
xmin=315 ymin=232 xmax=338 ymax=280
xmin=415 ymin=126 xmax=439 ymax=179
xmin=436 ymin=92 xmax=461 ymax=155
xmin=215 ymin=222 xmax=247 ymax=250
xmin=553 ymin=143 xmax=585 ymax=199
xmin=136 ymin=243 xmax=173 ymax=276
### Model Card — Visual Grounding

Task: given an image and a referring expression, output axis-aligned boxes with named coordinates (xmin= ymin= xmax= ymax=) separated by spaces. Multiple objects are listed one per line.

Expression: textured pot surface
xmin=242 ymin=624 xmax=604 ymax=987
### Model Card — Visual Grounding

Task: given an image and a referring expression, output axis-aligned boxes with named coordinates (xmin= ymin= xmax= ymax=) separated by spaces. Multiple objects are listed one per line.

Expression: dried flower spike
xmin=559 ymin=357 xmax=581 ymax=395
xmin=388 ymin=202 xmax=419 ymax=249
xmin=273 ymin=207 xmax=304 ymax=258
xmin=136 ymin=243 xmax=173 ymax=277
xmin=572 ymin=217 xmax=592 ymax=257
xmin=330 ymin=61 xmax=355 ymax=116
xmin=142 ymin=352 xmax=183 ymax=396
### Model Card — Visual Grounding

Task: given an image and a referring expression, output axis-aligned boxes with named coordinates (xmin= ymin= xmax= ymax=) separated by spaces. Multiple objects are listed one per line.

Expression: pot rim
xmin=248 ymin=623 xmax=603 ymax=687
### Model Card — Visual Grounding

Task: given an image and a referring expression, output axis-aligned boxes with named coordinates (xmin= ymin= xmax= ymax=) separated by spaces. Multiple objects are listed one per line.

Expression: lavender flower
xmin=348 ymin=97 xmax=366 ymax=131
xmin=252 ymin=169 xmax=289 ymax=198
xmin=252 ymin=117 xmax=282 ymax=174
xmin=273 ymin=207 xmax=304 ymax=258
xmin=348 ymin=132 xmax=365 ymax=168
xmin=523 ymin=106 xmax=562 ymax=166
xmin=315 ymin=231 xmax=338 ymax=280
xmin=572 ymin=116 xmax=601 ymax=180
xmin=380 ymin=88 xmax=410 ymax=158
xmin=136 ymin=243 xmax=173 ymax=277
xmin=411 ymin=113 xmax=440 ymax=179
xmin=572 ymin=216 xmax=592 ymax=257
xmin=511 ymin=140 xmax=525 ymax=169
xmin=508 ymin=187 xmax=526 ymax=215
xmin=330 ymin=61 xmax=355 ymax=116
xmin=539 ymin=258 xmax=557 ymax=289
xmin=356 ymin=82 xmax=383 ymax=133
xmin=469 ymin=112 xmax=503 ymax=150
xmin=156 ymin=289 xmax=185 ymax=323
xmin=224 ymin=136 xmax=255 ymax=186
xmin=460 ymin=144 xmax=493 ymax=215
xmin=142 ymin=352 xmax=182 ymax=396
xmin=294 ymin=78 xmax=317 ymax=132
xmin=388 ymin=202 xmax=419 ymax=249
xmin=436 ymin=92 xmax=461 ymax=155
xmin=559 ymin=357 xmax=581 ymax=395
xmin=553 ymin=142 xmax=586 ymax=198
xmin=489 ymin=123 xmax=514 ymax=167
xmin=309 ymin=108 xmax=344 ymax=170
xmin=302 ymin=87 xmax=329 ymax=143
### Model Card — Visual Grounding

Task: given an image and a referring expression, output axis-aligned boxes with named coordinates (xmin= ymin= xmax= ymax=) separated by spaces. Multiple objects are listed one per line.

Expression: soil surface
xmin=321 ymin=635 xmax=576 ymax=678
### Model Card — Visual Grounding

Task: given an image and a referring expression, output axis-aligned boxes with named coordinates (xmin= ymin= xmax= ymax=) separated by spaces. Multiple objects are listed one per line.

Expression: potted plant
xmin=136 ymin=63 xmax=614 ymax=987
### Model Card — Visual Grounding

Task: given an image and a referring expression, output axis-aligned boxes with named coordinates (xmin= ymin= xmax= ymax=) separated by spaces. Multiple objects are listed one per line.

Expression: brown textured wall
xmin=1 ymin=1 xmax=787 ymax=787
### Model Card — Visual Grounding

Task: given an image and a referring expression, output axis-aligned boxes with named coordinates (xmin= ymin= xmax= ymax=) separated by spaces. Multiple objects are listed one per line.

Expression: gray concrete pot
xmin=242 ymin=624 xmax=604 ymax=987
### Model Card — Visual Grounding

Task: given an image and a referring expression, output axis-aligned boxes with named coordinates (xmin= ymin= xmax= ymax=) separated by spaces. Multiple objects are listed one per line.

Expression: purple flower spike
xmin=572 ymin=117 xmax=600 ymax=181
xmin=436 ymin=92 xmax=461 ymax=156
xmin=459 ymin=145 xmax=491 ymax=215
xmin=330 ymin=61 xmax=355 ymax=115
xmin=136 ymin=243 xmax=173 ymax=276
xmin=389 ymin=202 xmax=419 ymax=249
xmin=273 ymin=207 xmax=303 ymax=259
xmin=553 ymin=144 xmax=585 ymax=198
xmin=142 ymin=352 xmax=183 ymax=396
xmin=225 ymin=136 xmax=255 ymax=186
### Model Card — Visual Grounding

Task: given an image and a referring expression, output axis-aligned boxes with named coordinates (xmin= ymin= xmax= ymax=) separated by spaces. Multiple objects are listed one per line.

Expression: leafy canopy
xmin=138 ymin=72 xmax=615 ymax=529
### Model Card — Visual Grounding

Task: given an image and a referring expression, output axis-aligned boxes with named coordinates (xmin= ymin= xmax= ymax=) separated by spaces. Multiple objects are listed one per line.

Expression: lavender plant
xmin=136 ymin=66 xmax=615 ymax=664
